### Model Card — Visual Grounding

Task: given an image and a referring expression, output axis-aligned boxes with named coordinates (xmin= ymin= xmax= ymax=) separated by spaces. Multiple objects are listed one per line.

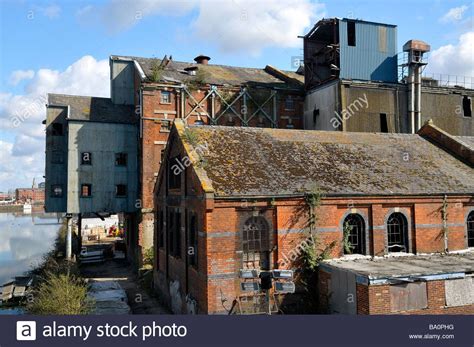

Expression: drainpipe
xmin=66 ymin=215 xmax=72 ymax=260
xmin=415 ymin=65 xmax=422 ymax=131
xmin=408 ymin=66 xmax=415 ymax=134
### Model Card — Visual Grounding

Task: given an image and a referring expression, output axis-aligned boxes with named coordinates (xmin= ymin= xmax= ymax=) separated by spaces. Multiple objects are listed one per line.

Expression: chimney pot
xmin=194 ymin=54 xmax=211 ymax=65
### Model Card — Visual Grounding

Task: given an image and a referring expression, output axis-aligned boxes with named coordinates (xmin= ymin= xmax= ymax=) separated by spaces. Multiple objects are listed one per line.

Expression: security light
xmin=272 ymin=270 xmax=294 ymax=279
xmin=239 ymin=269 xmax=259 ymax=279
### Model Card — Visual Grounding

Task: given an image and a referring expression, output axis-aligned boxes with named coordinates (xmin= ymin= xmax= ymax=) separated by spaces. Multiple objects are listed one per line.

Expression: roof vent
xmin=184 ymin=66 xmax=198 ymax=76
xmin=194 ymin=54 xmax=211 ymax=65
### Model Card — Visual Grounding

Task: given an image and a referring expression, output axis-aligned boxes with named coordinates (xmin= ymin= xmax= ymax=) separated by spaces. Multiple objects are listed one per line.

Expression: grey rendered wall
xmin=67 ymin=121 xmax=138 ymax=213
xmin=44 ymin=106 xmax=68 ymax=212
xmin=304 ymin=80 xmax=339 ymax=131
xmin=110 ymin=59 xmax=135 ymax=105
xmin=421 ymin=89 xmax=474 ymax=136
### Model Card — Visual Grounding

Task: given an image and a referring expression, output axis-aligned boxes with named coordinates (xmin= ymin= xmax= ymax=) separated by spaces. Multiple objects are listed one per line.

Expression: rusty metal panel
xmin=390 ymin=282 xmax=427 ymax=312
xmin=378 ymin=26 xmax=387 ymax=53
xmin=445 ymin=277 xmax=474 ymax=307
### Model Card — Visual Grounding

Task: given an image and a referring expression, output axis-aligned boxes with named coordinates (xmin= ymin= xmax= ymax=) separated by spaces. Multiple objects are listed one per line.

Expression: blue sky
xmin=0 ymin=0 xmax=473 ymax=191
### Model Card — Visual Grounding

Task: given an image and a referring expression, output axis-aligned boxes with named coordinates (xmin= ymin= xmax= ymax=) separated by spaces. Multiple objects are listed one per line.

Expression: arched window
xmin=387 ymin=213 xmax=409 ymax=253
xmin=468 ymin=211 xmax=474 ymax=248
xmin=242 ymin=216 xmax=270 ymax=270
xmin=343 ymin=214 xmax=366 ymax=255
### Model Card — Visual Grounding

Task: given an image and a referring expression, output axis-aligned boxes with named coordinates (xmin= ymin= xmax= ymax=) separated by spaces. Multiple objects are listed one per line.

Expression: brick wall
xmin=356 ymin=281 xmax=474 ymax=315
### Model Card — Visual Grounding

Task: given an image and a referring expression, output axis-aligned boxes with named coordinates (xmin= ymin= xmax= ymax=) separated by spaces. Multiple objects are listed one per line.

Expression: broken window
xmin=188 ymin=213 xmax=198 ymax=266
xmin=160 ymin=91 xmax=171 ymax=104
xmin=115 ymin=152 xmax=127 ymax=166
xmin=390 ymin=282 xmax=427 ymax=312
xmin=463 ymin=96 xmax=472 ymax=118
xmin=468 ymin=211 xmax=474 ymax=248
xmin=168 ymin=156 xmax=181 ymax=190
xmin=52 ymin=123 xmax=63 ymax=136
xmin=380 ymin=113 xmax=388 ymax=133
xmin=387 ymin=212 xmax=409 ymax=252
xmin=81 ymin=184 xmax=92 ymax=197
xmin=51 ymin=184 xmax=63 ymax=197
xmin=169 ymin=210 xmax=181 ymax=258
xmin=284 ymin=96 xmax=295 ymax=110
xmin=347 ymin=20 xmax=356 ymax=47
xmin=313 ymin=108 xmax=320 ymax=125
xmin=161 ymin=119 xmax=171 ymax=131
xmin=242 ymin=216 xmax=270 ymax=270
xmin=343 ymin=213 xmax=366 ymax=255
xmin=115 ymin=184 xmax=127 ymax=197
xmin=81 ymin=152 xmax=92 ymax=165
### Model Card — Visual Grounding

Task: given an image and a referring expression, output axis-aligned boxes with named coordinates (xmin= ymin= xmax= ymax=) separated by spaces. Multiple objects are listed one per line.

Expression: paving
xmin=81 ymin=260 xmax=170 ymax=314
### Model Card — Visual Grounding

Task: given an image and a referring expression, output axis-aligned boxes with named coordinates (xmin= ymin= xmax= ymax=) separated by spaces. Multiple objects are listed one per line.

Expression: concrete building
xmin=303 ymin=18 xmax=473 ymax=135
xmin=152 ymin=119 xmax=474 ymax=314
xmin=45 ymin=94 xmax=138 ymax=213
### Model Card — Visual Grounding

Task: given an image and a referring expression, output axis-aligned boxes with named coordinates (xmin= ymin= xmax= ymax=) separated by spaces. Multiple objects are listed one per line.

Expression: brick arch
xmin=339 ymin=209 xmax=370 ymax=256
xmin=465 ymin=207 xmax=474 ymax=249
xmin=383 ymin=208 xmax=413 ymax=254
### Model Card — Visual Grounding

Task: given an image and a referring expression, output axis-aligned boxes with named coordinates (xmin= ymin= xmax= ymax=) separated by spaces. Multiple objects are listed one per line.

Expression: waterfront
xmin=0 ymin=212 xmax=61 ymax=287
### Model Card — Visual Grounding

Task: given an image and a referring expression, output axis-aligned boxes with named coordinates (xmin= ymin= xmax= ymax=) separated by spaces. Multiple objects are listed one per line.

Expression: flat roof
xmin=321 ymin=251 xmax=474 ymax=284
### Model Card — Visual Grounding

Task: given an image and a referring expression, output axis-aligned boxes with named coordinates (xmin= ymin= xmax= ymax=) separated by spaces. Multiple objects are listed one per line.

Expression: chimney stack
xmin=194 ymin=54 xmax=211 ymax=65
xmin=403 ymin=40 xmax=430 ymax=133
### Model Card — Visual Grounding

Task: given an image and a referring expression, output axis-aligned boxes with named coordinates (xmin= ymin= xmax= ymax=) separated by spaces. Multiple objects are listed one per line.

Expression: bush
xmin=27 ymin=272 xmax=94 ymax=315
xmin=143 ymin=247 xmax=154 ymax=266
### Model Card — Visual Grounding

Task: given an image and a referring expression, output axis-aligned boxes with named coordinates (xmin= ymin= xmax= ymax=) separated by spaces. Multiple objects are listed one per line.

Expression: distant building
xmin=15 ymin=188 xmax=45 ymax=203
xmin=152 ymin=120 xmax=473 ymax=314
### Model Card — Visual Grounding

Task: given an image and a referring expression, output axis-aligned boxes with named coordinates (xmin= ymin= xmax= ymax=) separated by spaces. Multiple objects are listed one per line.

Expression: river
xmin=0 ymin=212 xmax=62 ymax=314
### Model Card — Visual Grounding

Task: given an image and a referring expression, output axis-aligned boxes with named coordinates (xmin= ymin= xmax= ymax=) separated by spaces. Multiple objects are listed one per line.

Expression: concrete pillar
xmin=66 ymin=216 xmax=72 ymax=260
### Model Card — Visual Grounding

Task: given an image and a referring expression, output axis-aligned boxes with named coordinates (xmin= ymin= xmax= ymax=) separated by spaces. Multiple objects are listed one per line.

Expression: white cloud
xmin=192 ymin=0 xmax=325 ymax=55
xmin=0 ymin=56 xmax=109 ymax=191
xmin=440 ymin=5 xmax=469 ymax=23
xmin=9 ymin=70 xmax=35 ymax=86
xmin=426 ymin=31 xmax=474 ymax=78
xmin=101 ymin=0 xmax=198 ymax=34
xmin=95 ymin=0 xmax=324 ymax=55
xmin=40 ymin=4 xmax=61 ymax=19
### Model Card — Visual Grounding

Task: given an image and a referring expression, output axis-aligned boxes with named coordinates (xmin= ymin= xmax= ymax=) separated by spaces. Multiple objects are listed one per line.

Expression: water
xmin=0 ymin=212 xmax=62 ymax=286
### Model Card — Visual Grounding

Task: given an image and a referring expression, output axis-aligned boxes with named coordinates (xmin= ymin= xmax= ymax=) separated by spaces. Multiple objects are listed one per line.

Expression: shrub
xmin=143 ymin=247 xmax=154 ymax=266
xmin=27 ymin=272 xmax=94 ymax=315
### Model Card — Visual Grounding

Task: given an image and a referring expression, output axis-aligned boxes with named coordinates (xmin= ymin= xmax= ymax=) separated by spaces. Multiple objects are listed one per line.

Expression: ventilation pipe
xmin=403 ymin=40 xmax=430 ymax=133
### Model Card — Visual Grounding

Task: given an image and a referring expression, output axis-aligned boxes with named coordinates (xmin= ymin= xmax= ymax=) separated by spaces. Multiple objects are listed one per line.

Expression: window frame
xmin=115 ymin=184 xmax=127 ymax=198
xmin=467 ymin=211 xmax=474 ymax=248
xmin=160 ymin=91 xmax=171 ymax=104
xmin=342 ymin=213 xmax=366 ymax=255
xmin=242 ymin=216 xmax=270 ymax=270
xmin=386 ymin=212 xmax=409 ymax=253
xmin=50 ymin=184 xmax=63 ymax=198
xmin=284 ymin=96 xmax=295 ymax=111
xmin=80 ymin=184 xmax=92 ymax=198
xmin=115 ymin=152 xmax=128 ymax=167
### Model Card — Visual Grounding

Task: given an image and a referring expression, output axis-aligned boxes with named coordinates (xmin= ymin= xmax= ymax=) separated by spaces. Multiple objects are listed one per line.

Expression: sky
xmin=0 ymin=0 xmax=473 ymax=192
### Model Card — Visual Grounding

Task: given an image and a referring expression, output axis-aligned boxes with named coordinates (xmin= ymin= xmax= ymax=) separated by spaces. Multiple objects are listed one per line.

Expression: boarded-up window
xmin=378 ymin=26 xmax=387 ymax=53
xmin=445 ymin=277 xmax=474 ymax=307
xmin=390 ymin=282 xmax=427 ymax=312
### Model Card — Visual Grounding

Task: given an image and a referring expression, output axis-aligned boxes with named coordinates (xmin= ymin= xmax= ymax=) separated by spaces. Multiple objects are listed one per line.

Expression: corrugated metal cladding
xmin=339 ymin=19 xmax=398 ymax=83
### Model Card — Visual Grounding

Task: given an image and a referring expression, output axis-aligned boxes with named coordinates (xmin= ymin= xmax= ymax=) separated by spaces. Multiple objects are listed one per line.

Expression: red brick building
xmin=153 ymin=120 xmax=473 ymax=314
xmin=15 ymin=187 xmax=45 ymax=203
xmin=109 ymin=55 xmax=305 ymax=266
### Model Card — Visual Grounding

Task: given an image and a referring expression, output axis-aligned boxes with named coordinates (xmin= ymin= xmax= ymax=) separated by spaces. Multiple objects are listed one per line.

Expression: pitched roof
xmin=48 ymin=94 xmax=135 ymax=124
xmin=176 ymin=123 xmax=474 ymax=197
xmin=111 ymin=55 xmax=304 ymax=89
